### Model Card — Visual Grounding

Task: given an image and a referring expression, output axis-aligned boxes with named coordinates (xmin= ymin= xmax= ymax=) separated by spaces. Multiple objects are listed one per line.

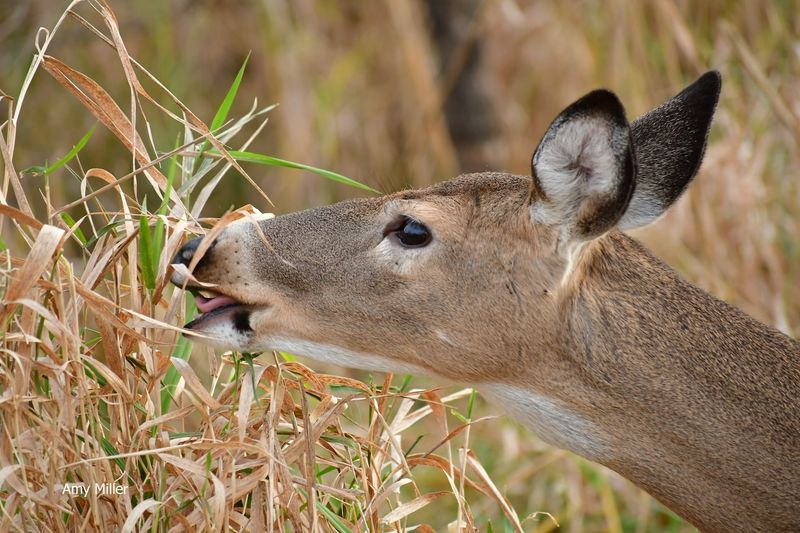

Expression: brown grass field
xmin=1 ymin=1 xmax=798 ymax=531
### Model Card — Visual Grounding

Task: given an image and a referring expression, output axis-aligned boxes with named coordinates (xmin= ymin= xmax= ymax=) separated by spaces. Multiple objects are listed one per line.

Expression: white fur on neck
xmin=560 ymin=241 xmax=587 ymax=287
xmin=266 ymin=337 xmax=429 ymax=375
xmin=481 ymin=383 xmax=610 ymax=461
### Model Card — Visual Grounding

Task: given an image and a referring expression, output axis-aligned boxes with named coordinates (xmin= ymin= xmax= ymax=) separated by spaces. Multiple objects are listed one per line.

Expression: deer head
xmin=171 ymin=71 xmax=720 ymax=386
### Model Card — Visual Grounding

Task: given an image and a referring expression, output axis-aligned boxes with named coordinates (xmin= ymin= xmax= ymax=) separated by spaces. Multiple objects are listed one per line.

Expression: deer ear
xmin=618 ymin=71 xmax=721 ymax=229
xmin=531 ymin=89 xmax=635 ymax=243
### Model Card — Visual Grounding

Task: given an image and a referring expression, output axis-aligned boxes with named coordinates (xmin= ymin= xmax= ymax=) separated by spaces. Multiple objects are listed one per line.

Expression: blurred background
xmin=2 ymin=1 xmax=799 ymax=531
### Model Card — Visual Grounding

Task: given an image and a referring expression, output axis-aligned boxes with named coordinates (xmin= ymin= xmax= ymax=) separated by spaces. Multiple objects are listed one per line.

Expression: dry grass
xmin=0 ymin=2 xmax=542 ymax=531
xmin=1 ymin=0 xmax=798 ymax=531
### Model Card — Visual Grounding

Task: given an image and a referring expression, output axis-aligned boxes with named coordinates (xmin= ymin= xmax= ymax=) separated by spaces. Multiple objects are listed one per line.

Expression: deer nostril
xmin=171 ymin=237 xmax=220 ymax=288
xmin=174 ymin=238 xmax=201 ymax=267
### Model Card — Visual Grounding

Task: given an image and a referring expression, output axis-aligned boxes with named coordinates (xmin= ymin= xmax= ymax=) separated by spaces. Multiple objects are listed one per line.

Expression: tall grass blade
xmin=160 ymin=297 xmax=196 ymax=414
xmin=194 ymin=52 xmax=250 ymax=168
xmin=45 ymin=124 xmax=95 ymax=175
xmin=60 ymin=213 xmax=87 ymax=245
xmin=218 ymin=149 xmax=379 ymax=193
xmin=138 ymin=211 xmax=156 ymax=291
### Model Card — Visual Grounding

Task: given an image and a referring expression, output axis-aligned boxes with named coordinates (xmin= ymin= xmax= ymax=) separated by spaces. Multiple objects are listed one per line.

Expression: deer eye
xmin=384 ymin=216 xmax=432 ymax=248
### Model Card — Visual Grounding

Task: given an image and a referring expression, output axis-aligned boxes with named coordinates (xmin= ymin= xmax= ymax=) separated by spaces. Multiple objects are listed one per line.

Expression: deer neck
xmin=491 ymin=230 xmax=800 ymax=532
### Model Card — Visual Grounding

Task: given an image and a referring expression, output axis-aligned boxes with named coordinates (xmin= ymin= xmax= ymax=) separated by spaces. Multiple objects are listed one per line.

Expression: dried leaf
xmin=121 ymin=499 xmax=161 ymax=533
xmin=171 ymin=357 xmax=221 ymax=410
xmin=381 ymin=491 xmax=450 ymax=524
xmin=1 ymin=225 xmax=64 ymax=322
xmin=465 ymin=451 xmax=524 ymax=533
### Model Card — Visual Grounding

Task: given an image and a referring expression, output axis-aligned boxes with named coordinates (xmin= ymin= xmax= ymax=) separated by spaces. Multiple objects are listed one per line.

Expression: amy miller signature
xmin=61 ymin=483 xmax=128 ymax=497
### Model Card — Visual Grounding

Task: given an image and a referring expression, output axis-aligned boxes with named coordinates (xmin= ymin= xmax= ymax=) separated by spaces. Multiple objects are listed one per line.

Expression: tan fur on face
xmin=184 ymin=173 xmax=567 ymax=383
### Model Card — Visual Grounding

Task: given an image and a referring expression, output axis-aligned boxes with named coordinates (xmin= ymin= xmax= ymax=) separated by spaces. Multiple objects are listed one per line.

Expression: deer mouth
xmin=194 ymin=290 xmax=239 ymax=314
xmin=185 ymin=288 xmax=254 ymax=333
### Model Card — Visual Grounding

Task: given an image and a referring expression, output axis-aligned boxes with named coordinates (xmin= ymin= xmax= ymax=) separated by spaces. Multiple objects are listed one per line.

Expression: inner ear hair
xmin=531 ymin=89 xmax=636 ymax=244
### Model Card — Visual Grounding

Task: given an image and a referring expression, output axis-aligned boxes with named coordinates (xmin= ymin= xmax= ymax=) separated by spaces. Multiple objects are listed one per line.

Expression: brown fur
xmin=173 ymin=73 xmax=800 ymax=531
xmin=561 ymin=233 xmax=800 ymax=531
xmin=175 ymin=174 xmax=800 ymax=531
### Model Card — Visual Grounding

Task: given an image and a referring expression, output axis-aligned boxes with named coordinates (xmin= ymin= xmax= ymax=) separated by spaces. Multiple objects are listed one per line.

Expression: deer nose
xmin=171 ymin=237 xmax=213 ymax=286
xmin=174 ymin=237 xmax=202 ymax=267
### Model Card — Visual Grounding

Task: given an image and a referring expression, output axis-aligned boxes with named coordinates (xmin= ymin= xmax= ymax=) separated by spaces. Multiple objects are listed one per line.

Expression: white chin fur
xmin=188 ymin=327 xmax=428 ymax=376
xmin=257 ymin=337 xmax=429 ymax=375
xmin=187 ymin=323 xmax=250 ymax=350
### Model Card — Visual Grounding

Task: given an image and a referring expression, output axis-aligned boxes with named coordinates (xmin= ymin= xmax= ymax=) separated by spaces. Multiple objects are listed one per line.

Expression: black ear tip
xmin=684 ymin=70 xmax=722 ymax=110
xmin=564 ymin=89 xmax=628 ymax=125
xmin=579 ymin=89 xmax=625 ymax=112
xmin=697 ymin=70 xmax=722 ymax=90
xmin=698 ymin=70 xmax=722 ymax=91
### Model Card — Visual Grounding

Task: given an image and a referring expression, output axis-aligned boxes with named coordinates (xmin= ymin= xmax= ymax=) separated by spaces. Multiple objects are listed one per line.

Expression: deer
xmin=171 ymin=71 xmax=800 ymax=532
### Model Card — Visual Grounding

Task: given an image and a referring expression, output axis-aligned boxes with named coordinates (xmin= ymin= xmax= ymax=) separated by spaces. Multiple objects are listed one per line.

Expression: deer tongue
xmin=195 ymin=294 xmax=238 ymax=313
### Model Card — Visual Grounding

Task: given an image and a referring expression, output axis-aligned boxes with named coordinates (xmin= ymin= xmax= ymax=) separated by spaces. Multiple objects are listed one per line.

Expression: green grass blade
xmin=160 ymin=337 xmax=192 ymax=414
xmin=467 ymin=389 xmax=477 ymax=420
xmin=100 ymin=437 xmax=126 ymax=472
xmin=150 ymin=150 xmax=175 ymax=270
xmin=60 ymin=213 xmax=87 ymax=246
xmin=316 ymin=500 xmax=353 ymax=533
xmin=194 ymin=53 xmax=250 ymax=168
xmin=84 ymin=219 xmax=123 ymax=249
xmin=211 ymin=52 xmax=250 ymax=133
xmin=160 ymin=295 xmax=196 ymax=414
xmin=45 ymin=125 xmax=95 ymax=175
xmin=219 ymin=149 xmax=379 ymax=193
xmin=279 ymin=351 xmax=296 ymax=362
xmin=138 ymin=213 xmax=156 ymax=291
